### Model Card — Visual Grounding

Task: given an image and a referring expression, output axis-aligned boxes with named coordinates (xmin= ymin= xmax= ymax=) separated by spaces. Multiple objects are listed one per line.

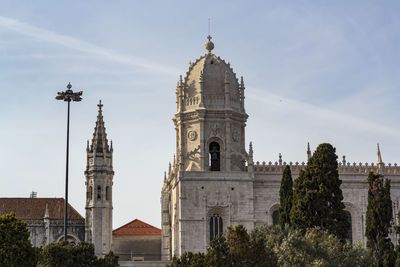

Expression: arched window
xmin=106 ymin=186 xmax=110 ymax=201
xmin=272 ymin=210 xmax=279 ymax=226
xmin=345 ymin=211 xmax=352 ymax=243
xmin=97 ymin=186 xmax=101 ymax=200
xmin=88 ymin=186 xmax=93 ymax=200
xmin=209 ymin=214 xmax=223 ymax=241
xmin=209 ymin=142 xmax=220 ymax=171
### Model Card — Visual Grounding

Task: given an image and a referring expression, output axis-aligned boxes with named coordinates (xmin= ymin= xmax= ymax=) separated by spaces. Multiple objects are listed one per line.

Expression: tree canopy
xmin=290 ymin=143 xmax=350 ymax=240
xmin=0 ymin=212 xmax=38 ymax=267
xmin=278 ymin=165 xmax=293 ymax=227
xmin=169 ymin=224 xmax=372 ymax=267
xmin=366 ymin=172 xmax=395 ymax=266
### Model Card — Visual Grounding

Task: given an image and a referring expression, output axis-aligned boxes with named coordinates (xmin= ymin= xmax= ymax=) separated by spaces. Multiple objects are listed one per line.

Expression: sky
xmin=1 ymin=1 xmax=400 ymax=229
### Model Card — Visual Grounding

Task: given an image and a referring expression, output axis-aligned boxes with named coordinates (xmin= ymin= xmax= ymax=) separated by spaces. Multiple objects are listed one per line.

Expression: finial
xmin=205 ymin=35 xmax=214 ymax=53
xmin=377 ymin=143 xmax=383 ymax=164
xmin=67 ymin=82 xmax=72 ymax=90
xmin=342 ymin=155 xmax=346 ymax=165
xmin=240 ymin=76 xmax=245 ymax=87
xmin=279 ymin=153 xmax=282 ymax=165
xmin=164 ymin=171 xmax=167 ymax=181
xmin=98 ymin=100 xmax=103 ymax=110
xmin=173 ymin=154 xmax=176 ymax=166
xmin=307 ymin=142 xmax=312 ymax=161
xmin=248 ymin=142 xmax=254 ymax=165
xmin=168 ymin=162 xmax=172 ymax=174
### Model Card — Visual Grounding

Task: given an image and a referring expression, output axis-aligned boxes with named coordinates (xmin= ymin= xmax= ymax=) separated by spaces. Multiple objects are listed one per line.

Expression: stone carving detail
xmin=231 ymin=126 xmax=239 ymax=142
xmin=187 ymin=130 xmax=197 ymax=141
xmin=185 ymin=145 xmax=201 ymax=171
xmin=208 ymin=123 xmax=224 ymax=138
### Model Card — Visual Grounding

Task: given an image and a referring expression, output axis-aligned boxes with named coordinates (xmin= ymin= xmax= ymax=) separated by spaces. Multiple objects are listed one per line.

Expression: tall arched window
xmin=209 ymin=142 xmax=220 ymax=171
xmin=88 ymin=186 xmax=93 ymax=200
xmin=106 ymin=186 xmax=110 ymax=201
xmin=272 ymin=210 xmax=279 ymax=226
xmin=345 ymin=210 xmax=352 ymax=243
xmin=97 ymin=186 xmax=101 ymax=200
xmin=209 ymin=214 xmax=223 ymax=241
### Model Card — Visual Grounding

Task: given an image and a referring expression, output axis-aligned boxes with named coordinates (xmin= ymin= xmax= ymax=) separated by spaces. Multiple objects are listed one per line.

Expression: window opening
xmin=272 ymin=210 xmax=279 ymax=226
xmin=97 ymin=186 xmax=101 ymax=200
xmin=209 ymin=142 xmax=220 ymax=171
xmin=210 ymin=214 xmax=223 ymax=241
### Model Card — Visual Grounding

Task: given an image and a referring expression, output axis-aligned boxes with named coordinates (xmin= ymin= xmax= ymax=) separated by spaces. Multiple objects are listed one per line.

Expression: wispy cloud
xmin=0 ymin=16 xmax=182 ymax=75
xmin=247 ymin=87 xmax=400 ymax=138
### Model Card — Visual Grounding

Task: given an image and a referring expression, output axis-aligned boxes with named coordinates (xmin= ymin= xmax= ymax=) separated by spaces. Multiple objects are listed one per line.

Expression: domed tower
xmin=174 ymin=35 xmax=248 ymax=172
xmin=161 ymin=36 xmax=254 ymax=260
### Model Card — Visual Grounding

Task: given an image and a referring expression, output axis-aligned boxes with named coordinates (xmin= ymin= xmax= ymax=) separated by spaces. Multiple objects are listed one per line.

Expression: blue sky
xmin=1 ymin=1 xmax=399 ymax=228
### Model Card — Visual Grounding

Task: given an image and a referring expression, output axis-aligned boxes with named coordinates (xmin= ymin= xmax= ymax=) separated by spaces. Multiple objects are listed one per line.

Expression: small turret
xmin=377 ymin=143 xmax=385 ymax=174
xmin=307 ymin=142 xmax=312 ymax=161
xmin=239 ymin=76 xmax=245 ymax=111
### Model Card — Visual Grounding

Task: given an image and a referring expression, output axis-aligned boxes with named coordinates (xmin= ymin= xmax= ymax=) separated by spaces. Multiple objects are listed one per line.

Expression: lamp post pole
xmin=56 ymin=82 xmax=83 ymax=241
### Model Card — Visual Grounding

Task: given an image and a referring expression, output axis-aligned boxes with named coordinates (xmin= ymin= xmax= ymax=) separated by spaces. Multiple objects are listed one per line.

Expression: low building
xmin=0 ymin=197 xmax=85 ymax=246
xmin=113 ymin=219 xmax=161 ymax=261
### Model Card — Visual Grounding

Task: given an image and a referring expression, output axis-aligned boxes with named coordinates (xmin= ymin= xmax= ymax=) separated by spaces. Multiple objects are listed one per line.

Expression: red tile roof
xmin=113 ymin=219 xmax=161 ymax=235
xmin=0 ymin=198 xmax=84 ymax=220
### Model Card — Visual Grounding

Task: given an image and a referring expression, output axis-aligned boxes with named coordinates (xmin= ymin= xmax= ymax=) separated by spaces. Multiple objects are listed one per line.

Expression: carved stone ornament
xmin=232 ymin=127 xmax=239 ymax=142
xmin=187 ymin=130 xmax=198 ymax=141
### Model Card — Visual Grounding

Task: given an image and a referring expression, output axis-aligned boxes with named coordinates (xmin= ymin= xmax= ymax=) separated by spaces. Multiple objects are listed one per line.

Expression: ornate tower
xmin=85 ymin=100 xmax=114 ymax=257
xmin=174 ymin=35 xmax=248 ymax=172
xmin=162 ymin=36 xmax=252 ymax=260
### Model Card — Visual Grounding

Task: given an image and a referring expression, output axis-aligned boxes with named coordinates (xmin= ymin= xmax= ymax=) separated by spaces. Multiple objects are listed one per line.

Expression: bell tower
xmin=85 ymin=100 xmax=114 ymax=257
xmin=173 ymin=35 xmax=248 ymax=173
xmin=162 ymin=36 xmax=253 ymax=260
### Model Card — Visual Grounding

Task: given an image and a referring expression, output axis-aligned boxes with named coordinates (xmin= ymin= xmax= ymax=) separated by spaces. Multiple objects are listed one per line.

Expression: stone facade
xmin=0 ymin=198 xmax=85 ymax=247
xmin=85 ymin=100 xmax=114 ymax=257
xmin=161 ymin=36 xmax=400 ymax=260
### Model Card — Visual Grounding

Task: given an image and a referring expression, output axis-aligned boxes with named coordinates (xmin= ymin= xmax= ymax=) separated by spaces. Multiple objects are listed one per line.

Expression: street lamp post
xmin=56 ymin=82 xmax=83 ymax=241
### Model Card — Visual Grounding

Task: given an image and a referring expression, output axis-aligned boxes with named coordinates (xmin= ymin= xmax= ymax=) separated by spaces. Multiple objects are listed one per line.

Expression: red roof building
xmin=112 ymin=219 xmax=162 ymax=261
xmin=113 ymin=219 xmax=161 ymax=236
xmin=0 ymin=198 xmax=85 ymax=246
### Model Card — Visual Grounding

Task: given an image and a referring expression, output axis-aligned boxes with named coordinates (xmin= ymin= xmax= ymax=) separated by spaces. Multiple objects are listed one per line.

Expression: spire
xmin=248 ymin=142 xmax=254 ymax=165
xmin=377 ymin=143 xmax=383 ymax=164
xmin=279 ymin=153 xmax=282 ymax=165
xmin=90 ymin=100 xmax=110 ymax=154
xmin=377 ymin=143 xmax=385 ymax=174
xmin=307 ymin=142 xmax=312 ymax=161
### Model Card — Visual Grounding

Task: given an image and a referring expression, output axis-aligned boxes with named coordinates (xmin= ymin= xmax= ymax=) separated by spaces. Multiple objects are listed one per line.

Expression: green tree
xmin=227 ymin=225 xmax=251 ymax=266
xmin=38 ymin=241 xmax=119 ymax=267
xmin=205 ymin=234 xmax=231 ymax=267
xmin=0 ymin=212 xmax=37 ymax=267
xmin=366 ymin=172 xmax=395 ymax=266
xmin=279 ymin=165 xmax=293 ymax=227
xmin=170 ymin=224 xmax=373 ymax=267
xmin=290 ymin=143 xmax=350 ymax=240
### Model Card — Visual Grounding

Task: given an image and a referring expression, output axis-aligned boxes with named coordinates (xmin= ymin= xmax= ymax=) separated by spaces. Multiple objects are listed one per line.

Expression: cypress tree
xmin=366 ymin=172 xmax=395 ymax=266
xmin=278 ymin=165 xmax=293 ymax=227
xmin=290 ymin=143 xmax=350 ymax=240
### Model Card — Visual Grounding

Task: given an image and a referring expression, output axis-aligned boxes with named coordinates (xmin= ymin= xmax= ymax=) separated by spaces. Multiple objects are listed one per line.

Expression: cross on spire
xmin=98 ymin=100 xmax=103 ymax=110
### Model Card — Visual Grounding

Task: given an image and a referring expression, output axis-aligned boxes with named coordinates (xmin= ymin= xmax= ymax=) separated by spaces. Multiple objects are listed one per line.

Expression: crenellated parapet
xmin=251 ymin=160 xmax=400 ymax=175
